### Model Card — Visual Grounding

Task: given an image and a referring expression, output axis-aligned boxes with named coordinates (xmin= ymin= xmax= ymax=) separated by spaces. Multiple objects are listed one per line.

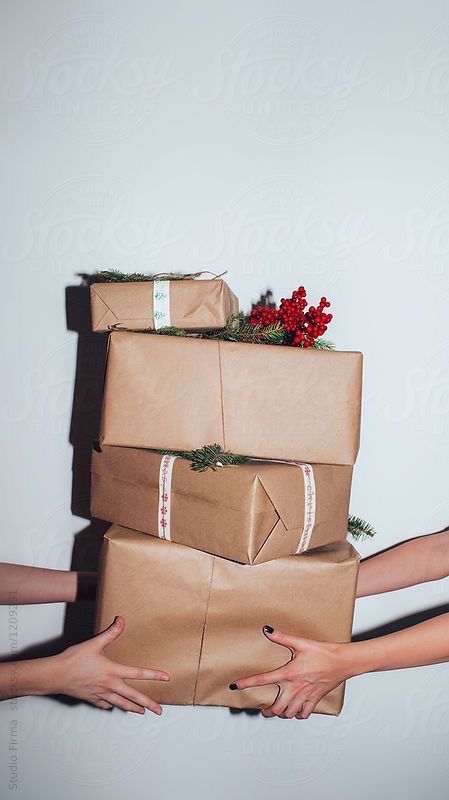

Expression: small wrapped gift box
xmin=95 ymin=525 xmax=359 ymax=714
xmin=91 ymin=445 xmax=353 ymax=563
xmin=90 ymin=277 xmax=238 ymax=332
xmin=99 ymin=332 xmax=363 ymax=465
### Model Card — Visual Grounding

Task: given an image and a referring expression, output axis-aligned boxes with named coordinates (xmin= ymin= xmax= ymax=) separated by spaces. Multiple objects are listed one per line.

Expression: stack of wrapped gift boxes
xmin=90 ymin=274 xmax=363 ymax=716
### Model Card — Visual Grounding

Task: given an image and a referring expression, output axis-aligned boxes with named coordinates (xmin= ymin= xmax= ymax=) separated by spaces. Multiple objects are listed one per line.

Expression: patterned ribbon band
xmin=153 ymin=280 xmax=171 ymax=329
xmin=158 ymin=454 xmax=177 ymax=539
xmin=158 ymin=454 xmax=316 ymax=553
xmin=294 ymin=462 xmax=316 ymax=554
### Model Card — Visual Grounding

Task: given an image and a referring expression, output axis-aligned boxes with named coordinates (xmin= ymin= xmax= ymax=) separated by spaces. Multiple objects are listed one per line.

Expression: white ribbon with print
xmin=157 ymin=453 xmax=316 ymax=553
xmin=253 ymin=458 xmax=317 ymax=553
xmin=158 ymin=454 xmax=177 ymax=540
xmin=294 ymin=462 xmax=316 ymax=554
xmin=153 ymin=280 xmax=171 ymax=329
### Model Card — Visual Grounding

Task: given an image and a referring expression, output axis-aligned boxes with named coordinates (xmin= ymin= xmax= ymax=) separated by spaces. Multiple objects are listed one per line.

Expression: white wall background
xmin=1 ymin=0 xmax=449 ymax=797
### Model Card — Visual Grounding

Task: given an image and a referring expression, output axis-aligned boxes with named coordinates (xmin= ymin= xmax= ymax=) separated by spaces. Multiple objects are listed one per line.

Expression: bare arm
xmin=0 ymin=616 xmax=169 ymax=715
xmin=231 ymin=613 xmax=449 ymax=719
xmin=0 ymin=656 xmax=57 ymax=700
xmin=356 ymin=529 xmax=449 ymax=598
xmin=350 ymin=612 xmax=449 ymax=672
xmin=0 ymin=563 xmax=96 ymax=605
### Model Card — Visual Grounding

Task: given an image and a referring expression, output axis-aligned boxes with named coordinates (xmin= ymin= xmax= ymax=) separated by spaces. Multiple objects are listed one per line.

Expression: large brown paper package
xmin=90 ymin=278 xmax=238 ymax=332
xmin=95 ymin=525 xmax=359 ymax=714
xmin=99 ymin=332 xmax=363 ymax=465
xmin=91 ymin=445 xmax=353 ymax=563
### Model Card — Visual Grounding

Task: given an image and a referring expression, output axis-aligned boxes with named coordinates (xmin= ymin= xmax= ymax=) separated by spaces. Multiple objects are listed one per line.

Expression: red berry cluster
xmin=250 ymin=285 xmax=332 ymax=347
xmin=248 ymin=305 xmax=279 ymax=327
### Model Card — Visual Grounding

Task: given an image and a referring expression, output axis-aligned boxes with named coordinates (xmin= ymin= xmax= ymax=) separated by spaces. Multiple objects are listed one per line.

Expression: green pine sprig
xmin=198 ymin=311 xmax=244 ymax=338
xmin=160 ymin=443 xmax=250 ymax=472
xmin=200 ymin=313 xmax=284 ymax=345
xmin=348 ymin=515 xmax=376 ymax=540
xmin=109 ymin=323 xmax=188 ymax=336
xmin=96 ymin=269 xmax=152 ymax=282
xmin=151 ymin=325 xmax=187 ymax=336
xmin=311 ymin=338 xmax=336 ymax=350
xmin=94 ymin=269 xmax=203 ymax=283
xmin=201 ymin=313 xmax=335 ymax=348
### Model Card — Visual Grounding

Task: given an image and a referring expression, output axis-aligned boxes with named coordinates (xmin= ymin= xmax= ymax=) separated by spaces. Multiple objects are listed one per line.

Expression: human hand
xmin=229 ymin=625 xmax=354 ymax=719
xmin=52 ymin=615 xmax=169 ymax=714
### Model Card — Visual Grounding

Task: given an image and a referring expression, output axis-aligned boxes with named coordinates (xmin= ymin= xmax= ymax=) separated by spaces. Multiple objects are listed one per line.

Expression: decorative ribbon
xmin=153 ymin=280 xmax=171 ymax=329
xmin=157 ymin=453 xmax=316 ymax=554
xmin=158 ymin=454 xmax=177 ymax=540
xmin=252 ymin=458 xmax=317 ymax=553
xmin=294 ymin=463 xmax=316 ymax=554
xmin=152 ymin=271 xmax=228 ymax=329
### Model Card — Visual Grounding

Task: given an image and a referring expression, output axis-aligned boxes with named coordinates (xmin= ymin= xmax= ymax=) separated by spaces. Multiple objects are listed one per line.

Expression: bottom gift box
xmin=95 ymin=525 xmax=360 ymax=715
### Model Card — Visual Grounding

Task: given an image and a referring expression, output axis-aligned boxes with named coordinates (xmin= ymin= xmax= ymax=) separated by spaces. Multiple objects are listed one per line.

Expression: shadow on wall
xmin=251 ymin=289 xmax=276 ymax=312
xmin=63 ymin=277 xmax=110 ymax=654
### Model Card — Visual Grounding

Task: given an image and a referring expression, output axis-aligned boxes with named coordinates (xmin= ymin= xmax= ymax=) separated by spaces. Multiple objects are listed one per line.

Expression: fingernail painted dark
xmin=263 ymin=625 xmax=274 ymax=634
xmin=229 ymin=683 xmax=238 ymax=690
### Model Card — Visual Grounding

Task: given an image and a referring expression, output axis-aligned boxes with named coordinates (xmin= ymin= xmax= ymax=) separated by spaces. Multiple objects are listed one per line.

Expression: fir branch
xmin=94 ymin=269 xmax=203 ymax=283
xmin=201 ymin=313 xmax=284 ymax=345
xmin=202 ymin=315 xmax=333 ymax=347
xmin=160 ymin=443 xmax=251 ymax=472
xmin=232 ymin=322 xmax=285 ymax=344
xmin=96 ymin=269 xmax=152 ymax=282
xmin=311 ymin=338 xmax=336 ymax=350
xmin=199 ymin=312 xmax=245 ymax=339
xmin=153 ymin=326 xmax=187 ymax=336
xmin=109 ymin=324 xmax=188 ymax=336
xmin=347 ymin=515 xmax=376 ymax=541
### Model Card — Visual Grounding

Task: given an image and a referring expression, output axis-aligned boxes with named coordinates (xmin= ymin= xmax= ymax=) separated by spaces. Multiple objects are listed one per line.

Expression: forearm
xmin=0 ymin=656 xmax=60 ymax=701
xmin=347 ymin=612 xmax=449 ymax=677
xmin=356 ymin=530 xmax=449 ymax=597
xmin=0 ymin=563 xmax=96 ymax=604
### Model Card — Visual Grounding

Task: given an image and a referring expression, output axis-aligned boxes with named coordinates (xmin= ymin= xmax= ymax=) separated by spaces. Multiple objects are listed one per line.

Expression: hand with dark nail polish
xmin=228 ymin=626 xmax=352 ymax=720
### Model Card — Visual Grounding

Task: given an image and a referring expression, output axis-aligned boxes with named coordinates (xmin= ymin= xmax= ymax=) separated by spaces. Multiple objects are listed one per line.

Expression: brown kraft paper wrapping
xmin=99 ymin=331 xmax=363 ymax=465
xmin=91 ymin=445 xmax=353 ymax=563
xmin=95 ymin=525 xmax=360 ymax=715
xmin=90 ymin=278 xmax=239 ymax=332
